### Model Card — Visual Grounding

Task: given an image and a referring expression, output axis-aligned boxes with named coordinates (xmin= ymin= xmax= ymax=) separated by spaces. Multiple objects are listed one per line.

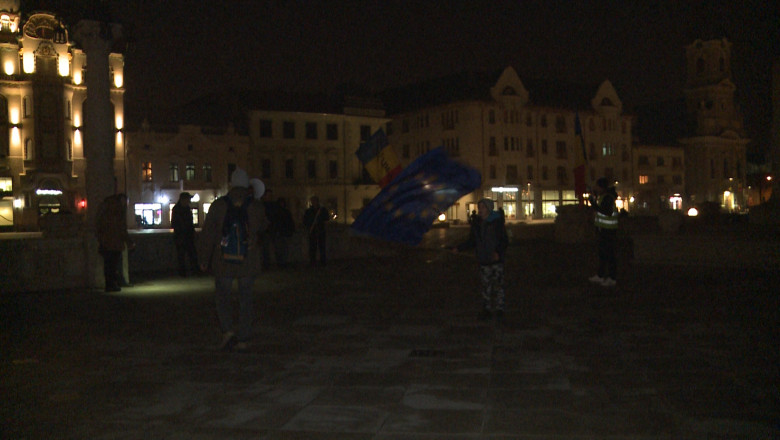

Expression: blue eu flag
xmin=351 ymin=146 xmax=481 ymax=245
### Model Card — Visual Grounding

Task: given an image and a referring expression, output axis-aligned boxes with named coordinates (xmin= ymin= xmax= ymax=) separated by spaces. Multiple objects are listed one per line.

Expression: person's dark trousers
xmin=597 ymin=228 xmax=617 ymax=280
xmin=102 ymin=250 xmax=122 ymax=291
xmin=308 ymin=231 xmax=326 ymax=266
xmin=176 ymin=238 xmax=198 ymax=276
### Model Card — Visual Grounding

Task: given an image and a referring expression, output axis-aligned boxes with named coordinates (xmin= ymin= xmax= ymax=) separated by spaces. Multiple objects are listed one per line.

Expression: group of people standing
xmin=453 ymin=176 xmax=619 ymax=324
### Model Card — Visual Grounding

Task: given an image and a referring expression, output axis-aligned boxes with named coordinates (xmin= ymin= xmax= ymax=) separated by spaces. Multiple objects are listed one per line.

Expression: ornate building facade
xmin=386 ymin=67 xmax=634 ymax=222
xmin=679 ymin=39 xmax=749 ymax=210
xmin=0 ymin=1 xmax=125 ymax=231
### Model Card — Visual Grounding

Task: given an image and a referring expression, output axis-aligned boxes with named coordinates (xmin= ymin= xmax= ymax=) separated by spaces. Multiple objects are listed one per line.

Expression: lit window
xmin=202 ymin=163 xmax=212 ymax=182
xmin=142 ymin=162 xmax=153 ymax=182
xmin=169 ymin=163 xmax=179 ymax=182
xmin=639 ymin=175 xmax=648 ymax=184
xmin=185 ymin=163 xmax=195 ymax=180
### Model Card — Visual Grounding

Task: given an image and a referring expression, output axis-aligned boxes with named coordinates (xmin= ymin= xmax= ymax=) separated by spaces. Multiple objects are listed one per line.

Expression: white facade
xmin=247 ymin=107 xmax=389 ymax=224
xmin=388 ymin=67 xmax=634 ymax=222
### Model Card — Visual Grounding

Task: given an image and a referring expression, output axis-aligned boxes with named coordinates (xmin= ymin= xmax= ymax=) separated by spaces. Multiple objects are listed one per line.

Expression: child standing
xmin=455 ymin=198 xmax=509 ymax=321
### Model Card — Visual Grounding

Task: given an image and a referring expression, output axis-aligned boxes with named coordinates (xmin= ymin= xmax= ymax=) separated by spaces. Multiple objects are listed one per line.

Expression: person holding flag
xmin=303 ymin=196 xmax=329 ymax=266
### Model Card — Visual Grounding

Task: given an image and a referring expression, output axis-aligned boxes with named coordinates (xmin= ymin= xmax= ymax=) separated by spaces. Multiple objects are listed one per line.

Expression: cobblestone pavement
xmin=2 ymin=237 xmax=778 ymax=439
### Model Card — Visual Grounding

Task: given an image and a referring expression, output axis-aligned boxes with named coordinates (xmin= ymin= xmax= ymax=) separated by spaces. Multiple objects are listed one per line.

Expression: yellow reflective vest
xmin=594 ymin=194 xmax=618 ymax=229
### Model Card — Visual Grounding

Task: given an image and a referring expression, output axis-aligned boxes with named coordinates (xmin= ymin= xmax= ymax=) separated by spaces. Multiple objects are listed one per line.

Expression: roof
xmin=378 ymin=68 xmax=607 ymax=115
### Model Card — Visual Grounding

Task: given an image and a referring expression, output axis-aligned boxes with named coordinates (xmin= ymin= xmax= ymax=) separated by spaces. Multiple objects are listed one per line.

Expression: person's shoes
xmin=219 ymin=332 xmax=236 ymax=351
xmin=600 ymin=278 xmax=617 ymax=287
xmin=478 ymin=308 xmax=492 ymax=321
xmin=588 ymin=275 xmax=605 ymax=284
xmin=234 ymin=342 xmax=250 ymax=353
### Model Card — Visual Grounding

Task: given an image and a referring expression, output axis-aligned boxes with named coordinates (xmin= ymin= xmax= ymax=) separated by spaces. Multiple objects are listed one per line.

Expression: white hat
xmin=230 ymin=168 xmax=249 ymax=188
xmin=249 ymin=178 xmax=265 ymax=199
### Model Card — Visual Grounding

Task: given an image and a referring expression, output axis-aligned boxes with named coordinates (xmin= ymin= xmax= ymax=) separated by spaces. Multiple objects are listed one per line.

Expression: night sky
xmin=55 ymin=0 xmax=779 ymax=157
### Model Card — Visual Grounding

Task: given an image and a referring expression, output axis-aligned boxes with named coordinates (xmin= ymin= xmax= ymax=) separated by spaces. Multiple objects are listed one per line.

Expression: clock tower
xmin=679 ymin=38 xmax=749 ymax=209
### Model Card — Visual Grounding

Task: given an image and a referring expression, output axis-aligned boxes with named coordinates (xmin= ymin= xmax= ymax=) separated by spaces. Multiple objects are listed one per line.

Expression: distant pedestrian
xmin=198 ymin=168 xmax=268 ymax=352
xmin=273 ymin=198 xmax=295 ymax=268
xmin=171 ymin=192 xmax=199 ymax=277
xmin=454 ymin=198 xmax=508 ymax=321
xmin=95 ymin=193 xmax=134 ymax=292
xmin=303 ymin=196 xmax=329 ymax=266
xmin=588 ymin=177 xmax=619 ymax=287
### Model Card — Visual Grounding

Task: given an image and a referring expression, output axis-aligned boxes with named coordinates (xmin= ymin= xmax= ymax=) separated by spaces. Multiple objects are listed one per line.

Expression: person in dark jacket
xmin=95 ymin=193 xmax=134 ymax=292
xmin=303 ymin=196 xmax=329 ymax=266
xmin=171 ymin=192 xmax=199 ymax=277
xmin=454 ymin=198 xmax=509 ymax=321
xmin=588 ymin=177 xmax=619 ymax=287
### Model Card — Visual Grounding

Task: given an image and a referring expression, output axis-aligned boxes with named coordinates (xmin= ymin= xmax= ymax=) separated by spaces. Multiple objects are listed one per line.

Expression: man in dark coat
xmin=303 ymin=196 xmax=329 ymax=266
xmin=171 ymin=192 xmax=199 ymax=277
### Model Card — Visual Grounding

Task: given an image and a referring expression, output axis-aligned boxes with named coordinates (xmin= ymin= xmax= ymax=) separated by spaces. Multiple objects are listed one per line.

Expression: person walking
xmin=588 ymin=177 xmax=619 ymax=287
xmin=454 ymin=198 xmax=509 ymax=322
xmin=95 ymin=193 xmax=134 ymax=292
xmin=198 ymin=169 xmax=267 ymax=352
xmin=171 ymin=192 xmax=199 ymax=277
xmin=302 ymin=195 xmax=329 ymax=266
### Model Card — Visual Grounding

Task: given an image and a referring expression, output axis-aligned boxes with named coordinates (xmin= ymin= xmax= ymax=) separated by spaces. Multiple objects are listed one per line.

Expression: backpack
xmin=219 ymin=195 xmax=251 ymax=263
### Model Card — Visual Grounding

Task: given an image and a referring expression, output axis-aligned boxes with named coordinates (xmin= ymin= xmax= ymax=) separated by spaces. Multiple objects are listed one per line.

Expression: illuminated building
xmin=679 ymin=39 xmax=749 ymax=211
xmin=383 ymin=67 xmax=634 ymax=222
xmin=0 ymin=1 xmax=125 ymax=230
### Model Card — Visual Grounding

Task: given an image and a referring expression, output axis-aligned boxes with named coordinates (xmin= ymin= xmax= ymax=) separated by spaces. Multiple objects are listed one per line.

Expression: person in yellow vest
xmin=588 ymin=177 xmax=619 ymax=287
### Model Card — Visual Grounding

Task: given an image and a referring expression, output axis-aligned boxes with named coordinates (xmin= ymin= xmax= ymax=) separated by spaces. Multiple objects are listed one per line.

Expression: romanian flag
xmin=573 ymin=113 xmax=588 ymax=204
xmin=351 ymin=146 xmax=481 ymax=246
xmin=355 ymin=129 xmax=402 ymax=188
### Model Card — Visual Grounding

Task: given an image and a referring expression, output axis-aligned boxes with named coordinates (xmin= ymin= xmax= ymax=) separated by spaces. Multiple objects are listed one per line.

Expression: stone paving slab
xmin=2 ymin=242 xmax=779 ymax=439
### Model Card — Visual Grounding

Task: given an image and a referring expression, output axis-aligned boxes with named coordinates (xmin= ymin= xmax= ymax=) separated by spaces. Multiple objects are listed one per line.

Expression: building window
xmin=540 ymin=115 xmax=547 ymax=128
xmin=555 ymin=141 xmax=567 ymax=159
xmin=541 ymin=140 xmax=548 ymax=155
xmin=555 ymin=115 xmax=566 ymax=133
xmin=489 ymin=137 xmax=497 ymax=156
xmin=307 ymin=159 xmax=316 ymax=179
xmin=23 ymin=96 xmax=31 ymax=117
xmin=203 ymin=163 xmax=212 ymax=182
xmin=261 ymin=159 xmax=271 ymax=179
xmin=306 ymin=122 xmax=317 ymax=139
xmin=673 ymin=175 xmax=682 ymax=185
xmin=526 ymin=139 xmax=534 ymax=157
xmin=360 ymin=125 xmax=371 ymax=142
xmin=506 ymin=165 xmax=518 ymax=184
xmin=556 ymin=166 xmax=568 ymax=185
xmin=329 ymin=160 xmax=338 ymax=179
xmin=185 ymin=163 xmax=195 ymax=180
xmin=489 ymin=165 xmax=496 ymax=179
xmin=169 ymin=163 xmax=179 ymax=182
xmin=639 ymin=175 xmax=648 ymax=184
xmin=259 ymin=119 xmax=272 ymax=137
xmin=285 ymin=159 xmax=294 ymax=179
xmin=489 ymin=110 xmax=495 ymax=124
xmin=602 ymin=143 xmax=615 ymax=157
xmin=326 ymin=123 xmax=338 ymax=140
xmin=504 ymin=137 xmax=509 ymax=151
xmin=143 ymin=162 xmax=153 ymax=182
xmin=527 ymin=165 xmax=534 ymax=181
xmin=542 ymin=166 xmax=549 ymax=181
xmin=657 ymin=156 xmax=665 ymax=167
xmin=283 ymin=121 xmax=295 ymax=139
